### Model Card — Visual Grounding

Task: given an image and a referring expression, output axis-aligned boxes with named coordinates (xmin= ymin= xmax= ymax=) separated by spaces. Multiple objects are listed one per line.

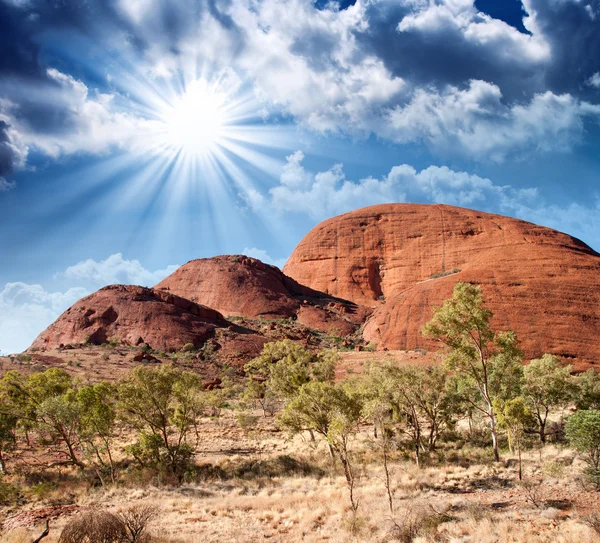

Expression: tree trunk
xmin=64 ymin=437 xmax=85 ymax=468
xmin=489 ymin=411 xmax=500 ymax=462
xmin=539 ymin=422 xmax=546 ymax=444
xmin=0 ymin=449 xmax=6 ymax=475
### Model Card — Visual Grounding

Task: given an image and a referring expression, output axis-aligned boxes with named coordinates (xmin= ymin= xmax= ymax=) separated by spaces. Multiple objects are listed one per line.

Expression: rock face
xmin=30 ymin=285 xmax=232 ymax=353
xmin=284 ymin=204 xmax=600 ymax=368
xmin=155 ymin=255 xmax=368 ymax=335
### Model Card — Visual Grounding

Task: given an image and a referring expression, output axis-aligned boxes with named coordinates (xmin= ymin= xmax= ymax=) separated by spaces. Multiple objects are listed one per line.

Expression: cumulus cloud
xmin=226 ymin=0 xmax=600 ymax=157
xmin=0 ymin=118 xmax=27 ymax=191
xmin=248 ymin=150 xmax=538 ymax=219
xmin=0 ymin=254 xmax=179 ymax=354
xmin=1 ymin=0 xmax=600 ymax=170
xmin=588 ymin=73 xmax=600 ymax=89
xmin=0 ymin=69 xmax=155 ymax=161
xmin=242 ymin=247 xmax=287 ymax=269
xmin=60 ymin=253 xmax=179 ymax=287
xmin=0 ymin=283 xmax=87 ymax=355
xmin=384 ymin=80 xmax=600 ymax=161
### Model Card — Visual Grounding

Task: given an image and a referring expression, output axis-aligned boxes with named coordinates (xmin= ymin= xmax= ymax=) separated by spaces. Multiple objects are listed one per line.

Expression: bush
xmin=181 ymin=343 xmax=195 ymax=353
xmin=59 ymin=511 xmax=127 ymax=543
xmin=0 ymin=481 xmax=19 ymax=506
xmin=566 ymin=410 xmax=600 ymax=488
xmin=118 ymin=504 xmax=158 ymax=542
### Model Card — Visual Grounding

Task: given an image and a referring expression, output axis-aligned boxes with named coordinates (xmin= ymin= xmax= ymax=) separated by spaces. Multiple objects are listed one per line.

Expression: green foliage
xmin=181 ymin=342 xmax=196 ymax=353
xmin=495 ymin=396 xmax=534 ymax=479
xmin=1 ymin=368 xmax=85 ymax=468
xmin=423 ymin=282 xmax=523 ymax=461
xmin=523 ymin=354 xmax=576 ymax=442
xmin=245 ymin=340 xmax=337 ymax=401
xmin=279 ymin=381 xmax=361 ymax=442
xmin=566 ymin=409 xmax=600 ymax=487
xmin=279 ymin=380 xmax=363 ymax=511
xmin=0 ymin=479 xmax=19 ymax=505
xmin=77 ymin=382 xmax=117 ymax=483
xmin=118 ymin=364 xmax=202 ymax=476
xmin=575 ymin=369 xmax=600 ymax=410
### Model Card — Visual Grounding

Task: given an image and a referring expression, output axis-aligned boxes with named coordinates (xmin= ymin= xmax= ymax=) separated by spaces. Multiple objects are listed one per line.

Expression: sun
xmin=161 ymin=79 xmax=227 ymax=156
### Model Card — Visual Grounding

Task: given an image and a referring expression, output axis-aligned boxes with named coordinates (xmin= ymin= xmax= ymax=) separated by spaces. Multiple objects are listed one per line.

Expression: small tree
xmin=3 ymin=368 xmax=85 ymax=467
xmin=118 ymin=365 xmax=202 ymax=477
xmin=523 ymin=354 xmax=575 ymax=442
xmin=566 ymin=410 xmax=600 ymax=489
xmin=0 ymin=382 xmax=17 ymax=474
xmin=423 ymin=282 xmax=524 ymax=462
xmin=245 ymin=340 xmax=336 ymax=401
xmin=241 ymin=379 xmax=277 ymax=417
xmin=575 ymin=369 xmax=600 ymax=410
xmin=77 ymin=382 xmax=117 ymax=483
xmin=495 ymin=397 xmax=533 ymax=480
xmin=279 ymin=381 xmax=363 ymax=512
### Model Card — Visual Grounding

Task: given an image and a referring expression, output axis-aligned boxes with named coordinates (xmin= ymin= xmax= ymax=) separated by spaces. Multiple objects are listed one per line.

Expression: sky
xmin=0 ymin=0 xmax=599 ymax=354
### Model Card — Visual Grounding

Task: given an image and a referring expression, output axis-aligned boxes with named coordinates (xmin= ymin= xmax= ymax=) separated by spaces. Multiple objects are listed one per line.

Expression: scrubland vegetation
xmin=2 ymin=283 xmax=600 ymax=542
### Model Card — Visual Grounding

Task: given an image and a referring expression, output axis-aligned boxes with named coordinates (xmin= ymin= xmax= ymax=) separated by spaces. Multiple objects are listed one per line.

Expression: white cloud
xmin=231 ymin=0 xmax=405 ymax=135
xmin=398 ymin=0 xmax=550 ymax=64
xmin=384 ymin=81 xmax=600 ymax=161
xmin=61 ymin=253 xmax=179 ymax=288
xmin=242 ymin=248 xmax=287 ymax=269
xmin=0 ymin=69 xmax=157 ymax=169
xmin=248 ymin=150 xmax=538 ymax=219
xmin=249 ymin=149 xmax=600 ymax=250
xmin=1 ymin=254 xmax=179 ymax=354
xmin=0 ymin=178 xmax=15 ymax=191
xmin=0 ymin=283 xmax=88 ymax=355
xmin=588 ymin=72 xmax=600 ymax=88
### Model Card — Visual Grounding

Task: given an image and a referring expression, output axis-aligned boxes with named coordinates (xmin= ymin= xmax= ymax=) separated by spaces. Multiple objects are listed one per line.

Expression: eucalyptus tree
xmin=523 ymin=354 xmax=576 ymax=442
xmin=423 ymin=282 xmax=524 ymax=461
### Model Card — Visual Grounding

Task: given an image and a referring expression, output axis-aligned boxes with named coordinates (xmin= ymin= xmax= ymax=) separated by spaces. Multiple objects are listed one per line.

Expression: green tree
xmin=566 ymin=410 xmax=600 ymax=489
xmin=575 ymin=369 xmax=600 ymax=410
xmin=423 ymin=282 xmax=524 ymax=462
xmin=523 ymin=354 xmax=575 ymax=443
xmin=0 ymin=411 xmax=16 ymax=475
xmin=279 ymin=381 xmax=363 ymax=511
xmin=245 ymin=340 xmax=336 ymax=401
xmin=495 ymin=397 xmax=533 ymax=480
xmin=2 ymin=368 xmax=84 ymax=468
xmin=118 ymin=365 xmax=202 ymax=476
xmin=0 ymin=378 xmax=18 ymax=474
xmin=77 ymin=382 xmax=117 ymax=484
xmin=241 ymin=379 xmax=277 ymax=417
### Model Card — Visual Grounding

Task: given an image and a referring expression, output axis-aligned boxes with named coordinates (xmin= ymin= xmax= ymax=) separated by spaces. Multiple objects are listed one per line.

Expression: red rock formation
xmin=284 ymin=204 xmax=600 ymax=369
xmin=155 ymin=255 xmax=368 ymax=335
xmin=30 ymin=285 xmax=232 ymax=353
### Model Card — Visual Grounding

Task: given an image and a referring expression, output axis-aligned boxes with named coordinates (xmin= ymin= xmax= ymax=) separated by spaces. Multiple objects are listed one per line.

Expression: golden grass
xmin=2 ymin=413 xmax=600 ymax=543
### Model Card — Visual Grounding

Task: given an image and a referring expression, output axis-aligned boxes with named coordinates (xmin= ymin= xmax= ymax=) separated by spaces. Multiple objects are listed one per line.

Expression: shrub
xmin=566 ymin=410 xmax=600 ymax=488
xmin=181 ymin=343 xmax=195 ymax=353
xmin=58 ymin=510 xmax=127 ymax=543
xmin=117 ymin=504 xmax=158 ymax=542
xmin=0 ymin=480 xmax=19 ymax=506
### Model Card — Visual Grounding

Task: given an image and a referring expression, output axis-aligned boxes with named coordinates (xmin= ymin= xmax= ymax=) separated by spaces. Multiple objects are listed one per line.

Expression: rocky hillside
xmin=155 ymin=255 xmax=369 ymax=336
xmin=30 ymin=285 xmax=266 ymax=355
xmin=28 ymin=204 xmax=600 ymax=370
xmin=284 ymin=204 xmax=600 ymax=368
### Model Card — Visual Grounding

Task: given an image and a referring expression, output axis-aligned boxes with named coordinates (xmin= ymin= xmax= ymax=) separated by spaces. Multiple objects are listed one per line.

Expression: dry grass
xmin=2 ymin=412 xmax=600 ymax=543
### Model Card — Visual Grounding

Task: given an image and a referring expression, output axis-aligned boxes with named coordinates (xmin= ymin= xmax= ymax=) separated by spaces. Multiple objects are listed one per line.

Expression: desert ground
xmin=1 ymin=345 xmax=599 ymax=543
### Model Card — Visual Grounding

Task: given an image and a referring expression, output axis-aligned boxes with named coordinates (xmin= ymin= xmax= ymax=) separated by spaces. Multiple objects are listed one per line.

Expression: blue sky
xmin=0 ymin=0 xmax=599 ymax=353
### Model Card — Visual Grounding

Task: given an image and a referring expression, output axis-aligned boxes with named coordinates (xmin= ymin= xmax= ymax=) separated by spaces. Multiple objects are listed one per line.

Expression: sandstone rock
xmin=155 ymin=255 xmax=368 ymax=335
xmin=30 ymin=285 xmax=230 ymax=353
xmin=133 ymin=351 xmax=158 ymax=363
xmin=284 ymin=203 xmax=600 ymax=369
